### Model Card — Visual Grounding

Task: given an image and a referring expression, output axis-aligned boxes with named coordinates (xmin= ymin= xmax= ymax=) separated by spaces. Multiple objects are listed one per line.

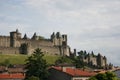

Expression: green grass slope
xmin=0 ymin=54 xmax=60 ymax=65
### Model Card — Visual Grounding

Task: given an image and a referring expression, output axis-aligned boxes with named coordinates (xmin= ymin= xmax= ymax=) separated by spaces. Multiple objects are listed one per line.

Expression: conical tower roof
xmin=23 ymin=33 xmax=28 ymax=39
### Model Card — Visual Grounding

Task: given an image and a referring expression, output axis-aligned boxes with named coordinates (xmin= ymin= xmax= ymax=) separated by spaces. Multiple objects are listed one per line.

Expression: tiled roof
xmin=0 ymin=73 xmax=25 ymax=79
xmin=65 ymin=68 xmax=96 ymax=77
xmin=52 ymin=66 xmax=96 ymax=77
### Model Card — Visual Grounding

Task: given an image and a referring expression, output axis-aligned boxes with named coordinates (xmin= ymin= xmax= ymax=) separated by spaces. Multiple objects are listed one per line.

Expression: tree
xmin=106 ymin=72 xmax=118 ymax=80
xmin=89 ymin=76 xmax=97 ymax=80
xmin=89 ymin=72 xmax=118 ymax=80
xmin=73 ymin=57 xmax=87 ymax=68
xmin=95 ymin=73 xmax=107 ymax=80
xmin=25 ymin=48 xmax=49 ymax=80
xmin=73 ymin=51 xmax=87 ymax=68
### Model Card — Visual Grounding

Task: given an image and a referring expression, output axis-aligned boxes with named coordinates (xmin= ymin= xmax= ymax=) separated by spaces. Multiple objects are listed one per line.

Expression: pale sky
xmin=0 ymin=0 xmax=120 ymax=66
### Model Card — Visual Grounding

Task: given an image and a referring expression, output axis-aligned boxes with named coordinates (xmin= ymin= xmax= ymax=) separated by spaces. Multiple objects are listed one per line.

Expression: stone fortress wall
xmin=77 ymin=51 xmax=107 ymax=68
xmin=0 ymin=29 xmax=108 ymax=68
xmin=0 ymin=29 xmax=71 ymax=56
xmin=0 ymin=30 xmax=107 ymax=67
xmin=0 ymin=36 xmax=10 ymax=47
xmin=0 ymin=47 xmax=19 ymax=54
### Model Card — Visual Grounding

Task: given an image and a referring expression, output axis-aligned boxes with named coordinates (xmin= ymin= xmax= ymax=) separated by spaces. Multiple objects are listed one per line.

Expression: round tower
xmin=10 ymin=29 xmax=21 ymax=47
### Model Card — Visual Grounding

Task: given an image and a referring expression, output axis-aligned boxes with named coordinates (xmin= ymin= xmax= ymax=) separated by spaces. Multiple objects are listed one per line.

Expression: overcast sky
xmin=0 ymin=0 xmax=120 ymax=66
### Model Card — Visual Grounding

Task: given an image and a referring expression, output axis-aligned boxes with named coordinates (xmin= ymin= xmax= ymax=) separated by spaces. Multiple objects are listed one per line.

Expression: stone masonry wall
xmin=0 ymin=36 xmax=10 ymax=47
xmin=0 ymin=47 xmax=19 ymax=54
xmin=19 ymin=39 xmax=61 ymax=55
xmin=29 ymin=40 xmax=53 ymax=47
xmin=30 ymin=45 xmax=61 ymax=55
xmin=0 ymin=30 xmax=70 ymax=56
xmin=19 ymin=39 xmax=53 ymax=47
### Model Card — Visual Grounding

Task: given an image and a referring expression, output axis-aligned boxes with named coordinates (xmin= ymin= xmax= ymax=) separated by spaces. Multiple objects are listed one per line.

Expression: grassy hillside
xmin=43 ymin=55 xmax=60 ymax=64
xmin=0 ymin=54 xmax=60 ymax=65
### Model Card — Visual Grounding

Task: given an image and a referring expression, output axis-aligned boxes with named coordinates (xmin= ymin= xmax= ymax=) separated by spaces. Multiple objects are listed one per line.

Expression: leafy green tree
xmin=89 ymin=72 xmax=118 ymax=80
xmin=25 ymin=48 xmax=49 ymax=80
xmin=95 ymin=73 xmax=107 ymax=80
xmin=89 ymin=76 xmax=97 ymax=80
xmin=106 ymin=72 xmax=118 ymax=80
xmin=73 ymin=51 xmax=87 ymax=68
xmin=73 ymin=58 xmax=83 ymax=68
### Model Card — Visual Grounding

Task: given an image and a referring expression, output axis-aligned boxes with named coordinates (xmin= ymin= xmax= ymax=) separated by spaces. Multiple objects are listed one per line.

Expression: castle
xmin=77 ymin=51 xmax=107 ymax=68
xmin=0 ymin=29 xmax=108 ymax=68
xmin=0 ymin=29 xmax=71 ymax=56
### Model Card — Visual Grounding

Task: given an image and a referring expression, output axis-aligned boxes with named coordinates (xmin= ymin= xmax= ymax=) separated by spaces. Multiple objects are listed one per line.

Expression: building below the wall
xmin=48 ymin=66 xmax=96 ymax=80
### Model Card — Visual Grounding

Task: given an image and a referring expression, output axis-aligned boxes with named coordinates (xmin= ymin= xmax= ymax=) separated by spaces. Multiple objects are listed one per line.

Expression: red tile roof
xmin=0 ymin=73 xmax=25 ymax=79
xmin=52 ymin=66 xmax=96 ymax=77
xmin=65 ymin=68 xmax=96 ymax=77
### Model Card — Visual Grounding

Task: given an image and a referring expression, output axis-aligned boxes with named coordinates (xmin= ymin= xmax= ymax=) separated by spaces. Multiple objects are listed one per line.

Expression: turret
xmin=51 ymin=32 xmax=55 ymax=41
xmin=51 ymin=32 xmax=68 ymax=46
xmin=10 ymin=29 xmax=21 ymax=47
xmin=31 ymin=32 xmax=39 ymax=40
xmin=62 ymin=35 xmax=67 ymax=42
xmin=51 ymin=32 xmax=55 ymax=38
xmin=50 ymin=32 xmax=69 ymax=56
xmin=97 ymin=53 xmax=107 ymax=68
xmin=73 ymin=49 xmax=76 ymax=56
xmin=103 ymin=56 xmax=107 ymax=67
xmin=62 ymin=35 xmax=67 ymax=46
xmin=15 ymin=29 xmax=21 ymax=39
xmin=97 ymin=53 xmax=102 ymax=67
xmin=23 ymin=34 xmax=28 ymax=39
xmin=56 ymin=32 xmax=61 ymax=38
